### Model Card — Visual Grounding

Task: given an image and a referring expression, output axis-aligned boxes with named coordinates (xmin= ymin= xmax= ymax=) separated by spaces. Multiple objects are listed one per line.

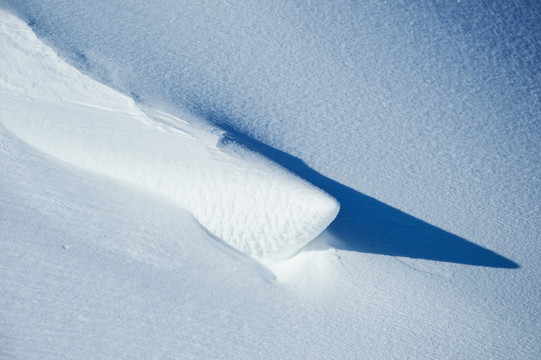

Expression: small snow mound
xmin=190 ymin=160 xmax=340 ymax=260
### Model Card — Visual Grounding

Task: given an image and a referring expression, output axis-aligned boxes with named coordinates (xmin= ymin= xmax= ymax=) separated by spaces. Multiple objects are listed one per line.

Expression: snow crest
xmin=0 ymin=11 xmax=339 ymax=260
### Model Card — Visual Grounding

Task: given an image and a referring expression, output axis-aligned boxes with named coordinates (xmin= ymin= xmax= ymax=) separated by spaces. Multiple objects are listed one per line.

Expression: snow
xmin=1 ymin=1 xmax=540 ymax=359
xmin=0 ymin=11 xmax=338 ymax=261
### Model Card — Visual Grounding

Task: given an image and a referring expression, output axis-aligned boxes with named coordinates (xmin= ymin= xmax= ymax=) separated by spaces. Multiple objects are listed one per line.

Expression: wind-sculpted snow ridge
xmin=0 ymin=11 xmax=339 ymax=260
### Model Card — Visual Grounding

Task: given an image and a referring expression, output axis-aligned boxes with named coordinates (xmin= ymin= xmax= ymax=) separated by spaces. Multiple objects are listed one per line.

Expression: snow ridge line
xmin=0 ymin=10 xmax=339 ymax=260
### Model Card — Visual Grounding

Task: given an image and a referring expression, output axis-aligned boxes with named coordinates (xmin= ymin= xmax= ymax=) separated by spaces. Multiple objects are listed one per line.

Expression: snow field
xmin=1 ymin=2 xmax=540 ymax=359
xmin=0 ymin=10 xmax=339 ymax=260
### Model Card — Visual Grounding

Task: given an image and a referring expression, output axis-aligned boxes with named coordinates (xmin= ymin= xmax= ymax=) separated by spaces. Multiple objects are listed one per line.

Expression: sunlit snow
xmin=0 ymin=13 xmax=338 ymax=260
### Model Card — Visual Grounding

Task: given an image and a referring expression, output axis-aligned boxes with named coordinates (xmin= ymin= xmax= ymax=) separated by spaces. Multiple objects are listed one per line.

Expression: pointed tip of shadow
xmin=328 ymin=209 xmax=521 ymax=270
xmin=484 ymin=255 xmax=520 ymax=269
xmin=503 ymin=260 xmax=520 ymax=269
xmin=213 ymin=122 xmax=519 ymax=270
xmin=328 ymin=207 xmax=521 ymax=270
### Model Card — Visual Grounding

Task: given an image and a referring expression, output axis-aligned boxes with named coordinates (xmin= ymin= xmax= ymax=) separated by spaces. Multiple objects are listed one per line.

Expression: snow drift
xmin=0 ymin=11 xmax=339 ymax=260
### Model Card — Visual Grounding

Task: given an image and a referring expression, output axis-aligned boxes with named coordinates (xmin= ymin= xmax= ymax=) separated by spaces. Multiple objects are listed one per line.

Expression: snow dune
xmin=0 ymin=10 xmax=338 ymax=260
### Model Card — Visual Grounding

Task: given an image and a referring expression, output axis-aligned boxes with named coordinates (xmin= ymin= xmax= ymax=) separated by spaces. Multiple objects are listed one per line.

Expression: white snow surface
xmin=1 ymin=1 xmax=540 ymax=359
xmin=0 ymin=11 xmax=338 ymax=261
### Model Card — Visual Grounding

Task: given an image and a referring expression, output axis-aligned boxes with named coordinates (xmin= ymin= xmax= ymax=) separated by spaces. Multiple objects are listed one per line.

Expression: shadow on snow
xmin=218 ymin=124 xmax=519 ymax=269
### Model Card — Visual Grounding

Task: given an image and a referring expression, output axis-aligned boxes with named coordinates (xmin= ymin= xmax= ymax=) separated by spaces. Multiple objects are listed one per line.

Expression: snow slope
xmin=1 ymin=2 xmax=540 ymax=359
xmin=0 ymin=11 xmax=338 ymax=261
xmin=4 ymin=0 xmax=538 ymax=262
